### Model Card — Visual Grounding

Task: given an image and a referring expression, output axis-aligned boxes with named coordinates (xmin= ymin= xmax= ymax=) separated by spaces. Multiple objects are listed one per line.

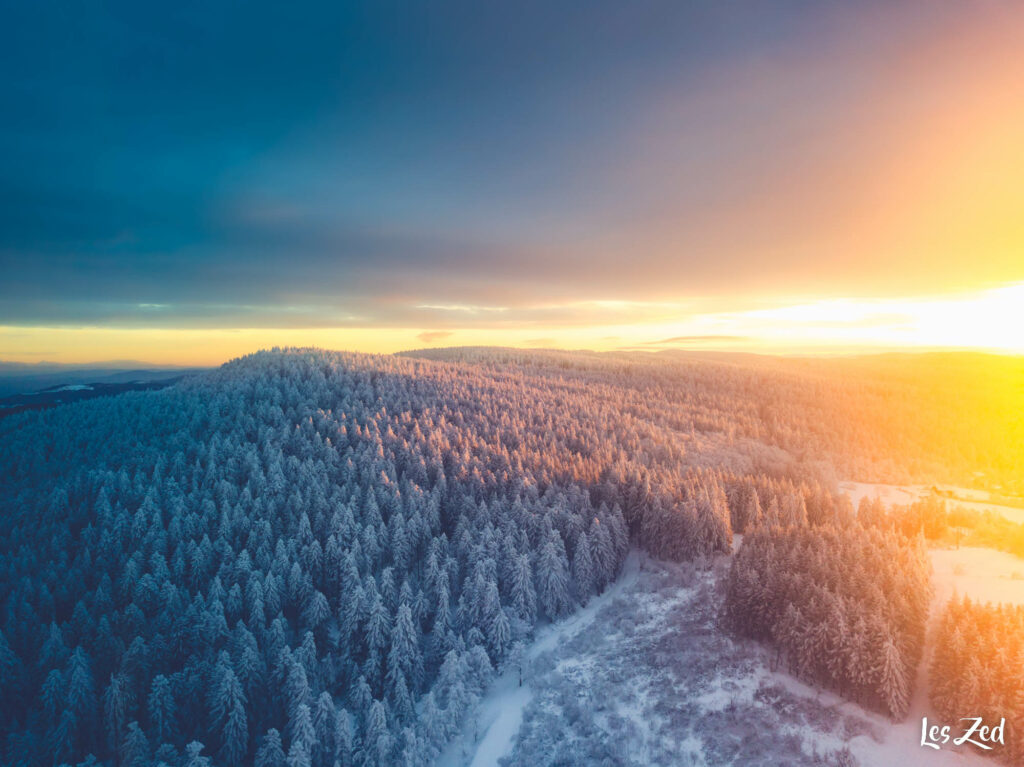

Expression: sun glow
xmin=718 ymin=283 xmax=1024 ymax=354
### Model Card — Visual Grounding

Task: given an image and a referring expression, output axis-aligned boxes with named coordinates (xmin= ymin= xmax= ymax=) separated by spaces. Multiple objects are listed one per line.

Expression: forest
xmin=0 ymin=346 xmax=1019 ymax=766
xmin=407 ymin=347 xmax=1024 ymax=493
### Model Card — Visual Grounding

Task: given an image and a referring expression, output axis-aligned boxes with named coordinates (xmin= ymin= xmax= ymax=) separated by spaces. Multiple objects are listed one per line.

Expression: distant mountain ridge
xmin=0 ymin=365 xmax=209 ymax=398
xmin=0 ymin=374 xmax=198 ymax=419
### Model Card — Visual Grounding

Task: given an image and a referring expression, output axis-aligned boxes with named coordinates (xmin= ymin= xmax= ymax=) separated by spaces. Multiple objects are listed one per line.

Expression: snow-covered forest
xmin=0 ymin=347 xmax=1019 ymax=766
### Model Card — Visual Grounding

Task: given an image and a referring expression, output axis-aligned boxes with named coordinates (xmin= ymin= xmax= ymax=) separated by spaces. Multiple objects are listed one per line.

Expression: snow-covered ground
xmin=931 ymin=546 xmax=1024 ymax=606
xmin=840 ymin=480 xmax=1024 ymax=525
xmin=459 ymin=682 xmax=530 ymax=767
xmin=437 ymin=553 xmax=645 ymax=767
xmin=444 ymin=551 xmax=997 ymax=767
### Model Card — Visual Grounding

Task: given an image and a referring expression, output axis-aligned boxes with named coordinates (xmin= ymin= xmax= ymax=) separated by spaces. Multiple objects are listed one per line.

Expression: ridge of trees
xmin=407 ymin=346 xmax=1024 ymax=492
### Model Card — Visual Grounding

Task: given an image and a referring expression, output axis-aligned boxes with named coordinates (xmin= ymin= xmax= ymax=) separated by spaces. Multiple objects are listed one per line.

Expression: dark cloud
xmin=0 ymin=1 xmax=816 ymax=326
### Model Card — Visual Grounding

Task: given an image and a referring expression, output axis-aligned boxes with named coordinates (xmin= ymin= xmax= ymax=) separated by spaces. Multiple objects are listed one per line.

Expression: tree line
xmin=931 ymin=597 xmax=1024 ymax=765
xmin=724 ymin=517 xmax=932 ymax=719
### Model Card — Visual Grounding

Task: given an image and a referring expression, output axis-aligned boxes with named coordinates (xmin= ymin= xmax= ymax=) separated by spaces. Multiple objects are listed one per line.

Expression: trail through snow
xmin=437 ymin=552 xmax=644 ymax=767
xmin=528 ymin=550 xmax=643 ymax=659
xmin=464 ymin=682 xmax=530 ymax=767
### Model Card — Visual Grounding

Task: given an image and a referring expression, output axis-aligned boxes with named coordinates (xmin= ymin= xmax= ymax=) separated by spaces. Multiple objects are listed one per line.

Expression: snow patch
xmin=694 ymin=672 xmax=759 ymax=712
xmin=931 ymin=546 xmax=1024 ymax=606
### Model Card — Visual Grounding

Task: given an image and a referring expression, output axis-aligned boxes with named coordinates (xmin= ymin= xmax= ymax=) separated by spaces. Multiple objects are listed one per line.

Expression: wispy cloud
xmin=643 ymin=335 xmax=750 ymax=346
xmin=414 ymin=304 xmax=509 ymax=314
xmin=416 ymin=330 xmax=454 ymax=343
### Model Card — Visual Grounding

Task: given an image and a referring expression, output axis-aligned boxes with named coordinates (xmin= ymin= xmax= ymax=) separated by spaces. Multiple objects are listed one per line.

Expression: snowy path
xmin=464 ymin=682 xmax=531 ymax=767
xmin=437 ymin=552 xmax=644 ymax=767
xmin=528 ymin=550 xmax=643 ymax=659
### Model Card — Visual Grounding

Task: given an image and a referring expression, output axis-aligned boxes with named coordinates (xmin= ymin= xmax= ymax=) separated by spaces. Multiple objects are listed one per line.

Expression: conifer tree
xmin=121 ymin=721 xmax=150 ymax=767
xmin=510 ymin=553 xmax=537 ymax=624
xmin=254 ymin=729 xmax=286 ymax=767
xmin=183 ymin=741 xmax=212 ymax=767
xmin=148 ymin=674 xmax=177 ymax=745
xmin=537 ymin=530 xmax=572 ymax=619
xmin=571 ymin=532 xmax=595 ymax=604
xmin=878 ymin=635 xmax=910 ymax=719
xmin=387 ymin=604 xmax=421 ymax=696
xmin=287 ymin=703 xmax=315 ymax=767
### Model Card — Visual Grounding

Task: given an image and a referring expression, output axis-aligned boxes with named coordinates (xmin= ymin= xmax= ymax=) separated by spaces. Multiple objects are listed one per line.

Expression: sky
xmin=1 ymin=0 xmax=1023 ymax=364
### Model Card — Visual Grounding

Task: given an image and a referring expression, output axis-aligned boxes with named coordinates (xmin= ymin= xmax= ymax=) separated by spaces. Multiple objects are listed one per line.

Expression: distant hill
xmin=0 ymin=359 xmax=173 ymax=374
xmin=0 ymin=364 xmax=209 ymax=398
xmin=0 ymin=373 xmax=203 ymax=419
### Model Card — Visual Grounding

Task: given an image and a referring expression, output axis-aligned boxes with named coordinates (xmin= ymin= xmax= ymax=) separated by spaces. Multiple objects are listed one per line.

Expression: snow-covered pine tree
xmin=148 ymin=674 xmax=177 ymax=745
xmin=537 ymin=530 xmax=572 ymax=619
xmin=254 ymin=729 xmax=286 ymax=767
xmin=571 ymin=531 xmax=595 ymax=604
xmin=509 ymin=553 xmax=537 ymax=624
xmin=878 ymin=635 xmax=910 ymax=719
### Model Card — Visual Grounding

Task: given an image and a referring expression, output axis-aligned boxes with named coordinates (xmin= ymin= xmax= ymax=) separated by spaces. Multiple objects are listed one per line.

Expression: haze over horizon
xmin=2 ymin=1 xmax=1023 ymax=364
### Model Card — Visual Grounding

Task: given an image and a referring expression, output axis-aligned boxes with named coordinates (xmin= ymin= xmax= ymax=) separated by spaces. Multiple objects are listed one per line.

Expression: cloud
xmin=416 ymin=330 xmax=454 ymax=343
